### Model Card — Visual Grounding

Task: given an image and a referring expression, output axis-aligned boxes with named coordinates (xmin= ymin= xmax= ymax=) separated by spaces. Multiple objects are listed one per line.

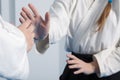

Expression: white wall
xmin=0 ymin=0 xmax=67 ymax=80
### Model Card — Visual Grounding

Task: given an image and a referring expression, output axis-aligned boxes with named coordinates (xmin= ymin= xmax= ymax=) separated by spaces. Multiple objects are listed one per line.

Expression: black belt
xmin=72 ymin=52 xmax=93 ymax=62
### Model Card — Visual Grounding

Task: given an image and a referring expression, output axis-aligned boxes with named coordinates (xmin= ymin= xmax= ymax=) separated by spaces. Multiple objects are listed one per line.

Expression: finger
xmin=45 ymin=12 xmax=50 ymax=25
xmin=28 ymin=3 xmax=40 ymax=17
xmin=22 ymin=7 xmax=34 ymax=20
xmin=19 ymin=17 xmax=25 ymax=23
xmin=67 ymin=59 xmax=79 ymax=64
xmin=67 ymin=54 xmax=78 ymax=60
xmin=20 ymin=11 xmax=28 ymax=20
xmin=28 ymin=4 xmax=45 ymax=25
xmin=22 ymin=19 xmax=32 ymax=28
xmin=68 ymin=64 xmax=81 ymax=69
xmin=74 ymin=69 xmax=83 ymax=74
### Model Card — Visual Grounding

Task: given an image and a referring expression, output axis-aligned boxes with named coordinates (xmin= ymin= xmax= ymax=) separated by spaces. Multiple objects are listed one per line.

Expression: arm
xmin=0 ymin=16 xmax=34 ymax=79
xmin=93 ymin=43 xmax=120 ymax=77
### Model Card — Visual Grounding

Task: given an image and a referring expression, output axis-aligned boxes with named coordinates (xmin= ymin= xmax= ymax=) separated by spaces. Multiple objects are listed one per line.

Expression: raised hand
xmin=20 ymin=3 xmax=50 ymax=40
xmin=18 ymin=20 xmax=35 ymax=52
xmin=66 ymin=54 xmax=99 ymax=75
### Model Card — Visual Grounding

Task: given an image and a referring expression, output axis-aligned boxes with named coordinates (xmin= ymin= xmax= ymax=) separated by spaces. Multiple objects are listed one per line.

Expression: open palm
xmin=20 ymin=4 xmax=50 ymax=40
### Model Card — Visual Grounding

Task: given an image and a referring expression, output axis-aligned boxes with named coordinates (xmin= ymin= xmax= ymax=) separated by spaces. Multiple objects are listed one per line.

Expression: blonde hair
xmin=97 ymin=2 xmax=112 ymax=31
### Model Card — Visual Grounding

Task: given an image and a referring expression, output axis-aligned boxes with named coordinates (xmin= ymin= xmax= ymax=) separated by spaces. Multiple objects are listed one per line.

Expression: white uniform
xmin=47 ymin=0 xmax=120 ymax=77
xmin=0 ymin=16 xmax=29 ymax=80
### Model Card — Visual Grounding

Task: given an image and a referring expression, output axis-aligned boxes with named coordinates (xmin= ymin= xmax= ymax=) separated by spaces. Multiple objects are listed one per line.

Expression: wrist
xmin=90 ymin=60 xmax=100 ymax=74
xmin=35 ymin=35 xmax=49 ymax=53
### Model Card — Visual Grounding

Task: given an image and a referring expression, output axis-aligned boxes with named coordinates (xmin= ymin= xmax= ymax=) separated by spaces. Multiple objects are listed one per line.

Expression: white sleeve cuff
xmin=93 ymin=48 xmax=115 ymax=77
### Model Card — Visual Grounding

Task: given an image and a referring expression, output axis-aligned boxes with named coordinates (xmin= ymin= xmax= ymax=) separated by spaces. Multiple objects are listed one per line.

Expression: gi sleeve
xmin=49 ymin=0 xmax=75 ymax=43
xmin=0 ymin=16 xmax=29 ymax=80
xmin=94 ymin=42 xmax=120 ymax=77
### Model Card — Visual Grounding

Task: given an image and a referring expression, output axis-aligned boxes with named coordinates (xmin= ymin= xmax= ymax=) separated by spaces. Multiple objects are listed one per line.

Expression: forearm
xmin=93 ymin=47 xmax=120 ymax=77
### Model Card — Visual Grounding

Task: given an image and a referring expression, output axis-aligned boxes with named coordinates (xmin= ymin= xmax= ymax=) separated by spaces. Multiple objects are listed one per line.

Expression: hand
xmin=18 ymin=19 xmax=35 ymax=52
xmin=19 ymin=3 xmax=50 ymax=40
xmin=66 ymin=54 xmax=99 ymax=75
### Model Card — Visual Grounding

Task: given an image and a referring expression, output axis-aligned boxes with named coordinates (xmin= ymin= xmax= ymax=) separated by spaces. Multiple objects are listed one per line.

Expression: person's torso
xmin=66 ymin=0 xmax=120 ymax=54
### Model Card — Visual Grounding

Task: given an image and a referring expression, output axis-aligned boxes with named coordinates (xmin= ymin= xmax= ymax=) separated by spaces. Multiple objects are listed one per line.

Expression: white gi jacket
xmin=0 ymin=16 xmax=29 ymax=80
xmin=36 ymin=0 xmax=120 ymax=78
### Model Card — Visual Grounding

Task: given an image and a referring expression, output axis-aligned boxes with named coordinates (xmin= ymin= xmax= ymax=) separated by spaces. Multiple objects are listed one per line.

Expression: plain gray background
xmin=0 ymin=0 xmax=67 ymax=80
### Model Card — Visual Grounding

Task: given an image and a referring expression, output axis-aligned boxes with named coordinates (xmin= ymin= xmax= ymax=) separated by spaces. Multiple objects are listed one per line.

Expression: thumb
xmin=45 ymin=12 xmax=50 ymax=26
